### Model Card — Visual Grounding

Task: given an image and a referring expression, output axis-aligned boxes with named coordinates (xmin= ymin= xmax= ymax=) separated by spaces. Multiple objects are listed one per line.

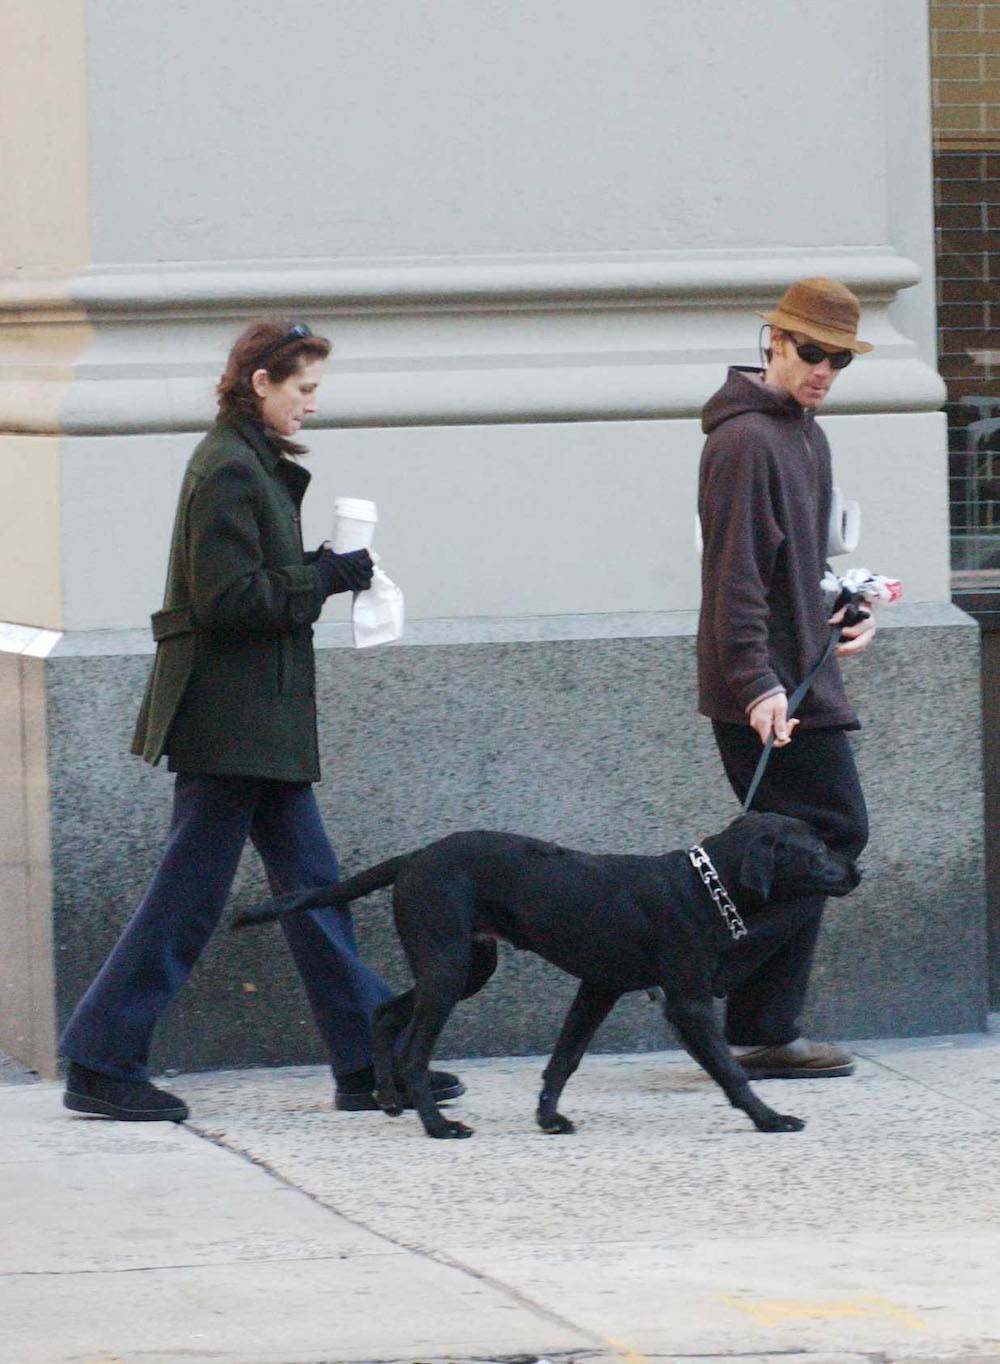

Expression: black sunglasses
xmin=786 ymin=333 xmax=854 ymax=370
xmin=252 ymin=322 xmax=313 ymax=368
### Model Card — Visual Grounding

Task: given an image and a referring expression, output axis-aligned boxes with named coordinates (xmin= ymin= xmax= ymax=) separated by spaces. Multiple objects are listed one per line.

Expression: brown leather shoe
xmin=734 ymin=1038 xmax=855 ymax=1079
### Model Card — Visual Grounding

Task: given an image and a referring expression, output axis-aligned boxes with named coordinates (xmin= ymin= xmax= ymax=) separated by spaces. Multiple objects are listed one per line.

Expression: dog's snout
xmin=822 ymin=852 xmax=861 ymax=895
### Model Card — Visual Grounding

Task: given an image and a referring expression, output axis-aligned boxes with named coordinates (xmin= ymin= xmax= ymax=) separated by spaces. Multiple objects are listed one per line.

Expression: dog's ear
xmin=739 ymin=835 xmax=777 ymax=899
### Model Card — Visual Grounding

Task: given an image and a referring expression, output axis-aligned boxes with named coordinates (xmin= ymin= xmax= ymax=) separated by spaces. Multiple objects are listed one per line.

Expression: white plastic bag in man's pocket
xmin=352 ymin=566 xmax=404 ymax=648
xmin=827 ymin=487 xmax=860 ymax=556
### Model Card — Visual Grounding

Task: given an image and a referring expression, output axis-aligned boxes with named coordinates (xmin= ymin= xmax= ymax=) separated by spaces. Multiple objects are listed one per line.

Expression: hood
xmin=701 ymin=366 xmax=806 ymax=435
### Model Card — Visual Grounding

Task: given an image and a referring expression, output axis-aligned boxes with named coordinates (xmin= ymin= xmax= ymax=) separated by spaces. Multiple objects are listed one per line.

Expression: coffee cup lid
xmin=334 ymin=497 xmax=378 ymax=522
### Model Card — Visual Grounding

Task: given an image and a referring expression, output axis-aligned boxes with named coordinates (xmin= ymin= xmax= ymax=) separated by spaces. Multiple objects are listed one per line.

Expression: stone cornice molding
xmin=0 ymin=249 xmax=945 ymax=432
xmin=0 ymin=250 xmax=923 ymax=312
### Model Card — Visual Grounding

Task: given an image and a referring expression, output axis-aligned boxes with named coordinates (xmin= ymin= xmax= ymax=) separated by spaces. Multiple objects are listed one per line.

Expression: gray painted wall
xmin=2 ymin=0 xmax=948 ymax=633
xmin=86 ymin=2 xmax=891 ymax=264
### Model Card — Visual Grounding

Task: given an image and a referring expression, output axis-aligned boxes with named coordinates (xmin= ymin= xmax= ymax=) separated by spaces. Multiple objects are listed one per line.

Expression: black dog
xmin=233 ymin=811 xmax=859 ymax=1139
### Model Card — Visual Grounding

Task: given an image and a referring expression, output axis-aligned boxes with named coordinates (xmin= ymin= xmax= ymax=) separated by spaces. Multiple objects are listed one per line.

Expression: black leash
xmin=648 ymin=596 xmax=866 ymax=1008
xmin=741 ymin=595 xmax=868 ymax=814
xmin=647 ymin=621 xmax=842 ymax=1009
xmin=740 ymin=628 xmax=838 ymax=813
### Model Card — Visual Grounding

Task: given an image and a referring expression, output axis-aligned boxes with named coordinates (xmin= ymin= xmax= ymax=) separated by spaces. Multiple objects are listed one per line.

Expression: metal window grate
xmin=932 ymin=147 xmax=1000 ymax=586
xmin=930 ymin=4 xmax=1000 ymax=587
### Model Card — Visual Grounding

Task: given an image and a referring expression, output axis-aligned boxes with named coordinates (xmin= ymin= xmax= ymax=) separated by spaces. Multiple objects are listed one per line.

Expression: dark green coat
xmin=132 ymin=417 xmax=328 ymax=782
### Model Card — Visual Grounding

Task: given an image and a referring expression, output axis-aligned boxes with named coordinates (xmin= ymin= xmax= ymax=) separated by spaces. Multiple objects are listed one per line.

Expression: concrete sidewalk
xmin=2 ymin=1024 xmax=999 ymax=1364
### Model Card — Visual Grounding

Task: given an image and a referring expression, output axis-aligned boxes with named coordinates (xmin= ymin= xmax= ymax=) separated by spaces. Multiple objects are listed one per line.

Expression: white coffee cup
xmin=332 ymin=497 xmax=378 ymax=553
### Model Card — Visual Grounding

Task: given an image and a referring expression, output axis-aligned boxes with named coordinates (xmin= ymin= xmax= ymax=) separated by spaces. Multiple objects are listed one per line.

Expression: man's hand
xmin=831 ymin=603 xmax=877 ymax=657
xmin=748 ymin=693 xmax=799 ymax=747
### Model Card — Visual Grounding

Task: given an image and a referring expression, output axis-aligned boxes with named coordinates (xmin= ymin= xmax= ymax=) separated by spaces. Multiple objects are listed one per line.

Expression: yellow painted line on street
xmin=717 ymin=1292 xmax=927 ymax=1330
xmin=606 ymin=1334 xmax=651 ymax=1364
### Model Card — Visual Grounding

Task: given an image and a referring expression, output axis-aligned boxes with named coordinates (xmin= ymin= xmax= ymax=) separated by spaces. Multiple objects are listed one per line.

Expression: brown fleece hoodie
xmin=696 ymin=367 xmax=858 ymax=730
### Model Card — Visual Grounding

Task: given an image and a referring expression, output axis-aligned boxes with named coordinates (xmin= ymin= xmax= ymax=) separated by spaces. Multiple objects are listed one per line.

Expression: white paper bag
xmin=352 ymin=566 xmax=404 ymax=648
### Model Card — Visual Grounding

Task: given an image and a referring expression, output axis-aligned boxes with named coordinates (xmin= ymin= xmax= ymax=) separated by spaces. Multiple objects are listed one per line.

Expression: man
xmin=697 ymin=276 xmax=875 ymax=1078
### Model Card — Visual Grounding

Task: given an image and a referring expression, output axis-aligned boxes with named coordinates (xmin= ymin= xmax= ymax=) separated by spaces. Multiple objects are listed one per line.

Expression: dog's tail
xmin=231 ymin=855 xmax=407 ymax=930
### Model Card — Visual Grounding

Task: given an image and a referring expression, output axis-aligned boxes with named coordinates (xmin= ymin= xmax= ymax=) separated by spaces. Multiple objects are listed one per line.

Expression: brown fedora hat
xmin=759 ymin=276 xmax=873 ymax=354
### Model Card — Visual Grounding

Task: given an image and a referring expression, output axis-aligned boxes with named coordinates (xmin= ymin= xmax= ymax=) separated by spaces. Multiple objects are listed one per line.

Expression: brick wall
xmin=932 ymin=0 xmax=1000 ymax=141
xmin=931 ymin=0 xmax=1000 ymax=582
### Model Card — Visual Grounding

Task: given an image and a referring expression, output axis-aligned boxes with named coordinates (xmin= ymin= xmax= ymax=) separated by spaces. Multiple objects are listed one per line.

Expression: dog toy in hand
xmin=821 ymin=568 xmax=902 ymax=629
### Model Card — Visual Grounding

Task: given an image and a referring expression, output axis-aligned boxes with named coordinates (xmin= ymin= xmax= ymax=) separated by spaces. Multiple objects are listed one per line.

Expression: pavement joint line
xmin=0 ymin=1248 xmax=396 ymax=1279
xmin=318 ymin=1354 xmax=608 ymax=1364
xmin=183 ymin=1119 xmax=613 ymax=1356
xmin=236 ymin=1353 xmax=999 ymax=1364
xmin=853 ymin=1051 xmax=1000 ymax=1123
xmin=655 ymin=1346 xmax=890 ymax=1364
xmin=316 ymin=1357 xmax=998 ymax=1364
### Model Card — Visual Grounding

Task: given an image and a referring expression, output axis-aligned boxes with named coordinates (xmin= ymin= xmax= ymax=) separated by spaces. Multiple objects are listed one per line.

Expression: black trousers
xmin=711 ymin=722 xmax=868 ymax=1045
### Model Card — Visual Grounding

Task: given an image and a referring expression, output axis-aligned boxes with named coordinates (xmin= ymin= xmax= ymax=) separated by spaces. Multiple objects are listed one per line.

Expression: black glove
xmin=316 ymin=547 xmax=374 ymax=596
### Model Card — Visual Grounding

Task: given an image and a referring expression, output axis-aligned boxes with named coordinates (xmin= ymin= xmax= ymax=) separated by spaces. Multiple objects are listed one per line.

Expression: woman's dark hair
xmin=217 ymin=318 xmax=332 ymax=455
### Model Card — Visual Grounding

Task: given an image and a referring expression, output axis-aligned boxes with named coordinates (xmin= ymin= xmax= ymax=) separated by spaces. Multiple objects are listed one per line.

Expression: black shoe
xmin=63 ymin=1062 xmax=190 ymax=1122
xmin=334 ymin=1066 xmax=465 ymax=1112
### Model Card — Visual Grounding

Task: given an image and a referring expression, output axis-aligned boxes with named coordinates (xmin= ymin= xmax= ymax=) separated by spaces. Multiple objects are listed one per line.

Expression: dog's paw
xmin=754 ymin=1110 xmax=806 ymax=1133
xmin=427 ymin=1119 xmax=474 ymax=1139
xmin=537 ymin=1111 xmax=576 ymax=1135
xmin=777 ymin=1113 xmax=806 ymax=1132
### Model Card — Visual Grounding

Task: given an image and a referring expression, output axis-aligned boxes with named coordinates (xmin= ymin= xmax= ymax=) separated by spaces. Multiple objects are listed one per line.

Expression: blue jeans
xmin=60 ymin=775 xmax=393 ymax=1080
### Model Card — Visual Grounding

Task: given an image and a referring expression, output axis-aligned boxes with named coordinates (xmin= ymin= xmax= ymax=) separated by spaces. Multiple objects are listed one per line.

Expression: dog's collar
xmin=687 ymin=845 xmax=748 ymax=941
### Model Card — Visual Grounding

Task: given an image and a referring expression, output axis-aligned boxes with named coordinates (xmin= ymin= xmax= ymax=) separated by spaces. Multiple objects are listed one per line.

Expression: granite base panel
xmin=2 ymin=611 xmax=988 ymax=1077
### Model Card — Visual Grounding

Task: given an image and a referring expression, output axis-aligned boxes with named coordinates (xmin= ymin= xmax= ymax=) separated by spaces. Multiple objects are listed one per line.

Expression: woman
xmin=60 ymin=319 xmax=463 ymax=1121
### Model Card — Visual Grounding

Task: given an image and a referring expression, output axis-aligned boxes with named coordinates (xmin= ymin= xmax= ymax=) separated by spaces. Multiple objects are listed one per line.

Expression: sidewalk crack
xmin=855 ymin=1050 xmax=1000 ymax=1124
xmin=185 ymin=1121 xmax=609 ymax=1354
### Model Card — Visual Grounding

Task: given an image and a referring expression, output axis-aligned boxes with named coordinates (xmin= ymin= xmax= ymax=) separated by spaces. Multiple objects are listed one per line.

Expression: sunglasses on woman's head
xmin=787 ymin=334 xmax=854 ymax=370
xmin=253 ymin=323 xmax=314 ymax=367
